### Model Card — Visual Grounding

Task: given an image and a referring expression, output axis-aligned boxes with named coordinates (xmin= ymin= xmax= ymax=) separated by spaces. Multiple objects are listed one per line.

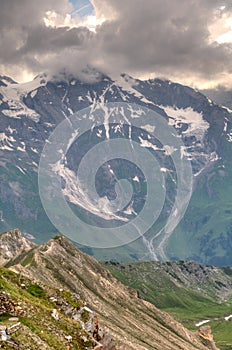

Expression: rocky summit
xmin=0 ymin=229 xmax=35 ymax=266
xmin=0 ymin=229 xmax=219 ymax=350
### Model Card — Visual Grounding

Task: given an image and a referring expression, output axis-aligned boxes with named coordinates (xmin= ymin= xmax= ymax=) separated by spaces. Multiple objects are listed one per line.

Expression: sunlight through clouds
xmin=1 ymin=0 xmax=232 ymax=87
xmin=43 ymin=0 xmax=104 ymax=32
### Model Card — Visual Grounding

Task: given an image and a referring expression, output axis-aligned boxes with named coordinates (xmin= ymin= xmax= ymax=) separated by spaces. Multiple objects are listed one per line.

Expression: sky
xmin=0 ymin=0 xmax=232 ymax=89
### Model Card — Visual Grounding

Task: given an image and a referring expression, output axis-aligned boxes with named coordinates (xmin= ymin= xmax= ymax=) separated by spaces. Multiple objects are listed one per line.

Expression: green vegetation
xmin=81 ymin=309 xmax=90 ymax=323
xmin=0 ymin=266 xmax=93 ymax=349
xmin=62 ymin=290 xmax=83 ymax=309
xmin=26 ymin=283 xmax=45 ymax=298
xmin=105 ymin=261 xmax=232 ymax=350
xmin=168 ymin=159 xmax=232 ymax=266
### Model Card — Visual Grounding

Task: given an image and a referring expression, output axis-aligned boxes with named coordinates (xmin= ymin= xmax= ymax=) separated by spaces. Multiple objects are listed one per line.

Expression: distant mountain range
xmin=0 ymin=72 xmax=232 ymax=265
xmin=202 ymin=87 xmax=232 ymax=110
xmin=106 ymin=260 xmax=232 ymax=350
xmin=0 ymin=229 xmax=220 ymax=350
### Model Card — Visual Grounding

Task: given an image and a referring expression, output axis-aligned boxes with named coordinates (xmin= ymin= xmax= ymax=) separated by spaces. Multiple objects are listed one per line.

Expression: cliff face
xmin=0 ymin=228 xmax=36 ymax=265
xmin=2 ymin=231 xmax=219 ymax=350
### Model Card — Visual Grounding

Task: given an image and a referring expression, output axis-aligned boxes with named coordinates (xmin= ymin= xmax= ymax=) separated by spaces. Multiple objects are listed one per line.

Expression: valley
xmin=105 ymin=260 xmax=232 ymax=350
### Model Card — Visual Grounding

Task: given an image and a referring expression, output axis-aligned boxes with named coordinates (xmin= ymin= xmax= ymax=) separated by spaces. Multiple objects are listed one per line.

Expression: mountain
xmin=104 ymin=260 xmax=232 ymax=303
xmin=0 ymin=72 xmax=232 ymax=265
xmin=0 ymin=229 xmax=218 ymax=350
xmin=201 ymin=87 xmax=232 ymax=110
xmin=0 ymin=228 xmax=35 ymax=265
xmin=106 ymin=260 xmax=232 ymax=350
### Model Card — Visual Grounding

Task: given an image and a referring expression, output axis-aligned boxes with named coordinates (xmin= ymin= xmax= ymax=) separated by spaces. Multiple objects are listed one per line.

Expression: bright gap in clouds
xmin=209 ymin=6 xmax=232 ymax=44
xmin=69 ymin=0 xmax=106 ymax=31
xmin=12 ymin=1 xmax=232 ymax=87
xmin=217 ymin=18 xmax=232 ymax=43
xmin=69 ymin=0 xmax=94 ymax=17
xmin=44 ymin=0 xmax=103 ymax=32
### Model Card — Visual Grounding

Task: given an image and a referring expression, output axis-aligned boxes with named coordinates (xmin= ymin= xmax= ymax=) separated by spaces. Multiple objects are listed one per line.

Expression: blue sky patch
xmin=69 ymin=0 xmax=94 ymax=17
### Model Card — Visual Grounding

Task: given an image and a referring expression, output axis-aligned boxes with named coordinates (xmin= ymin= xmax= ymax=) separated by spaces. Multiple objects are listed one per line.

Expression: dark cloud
xmin=0 ymin=0 xmax=71 ymax=27
xmin=0 ymin=0 xmax=232 ymax=87
xmin=0 ymin=0 xmax=94 ymax=77
xmin=92 ymin=0 xmax=232 ymax=85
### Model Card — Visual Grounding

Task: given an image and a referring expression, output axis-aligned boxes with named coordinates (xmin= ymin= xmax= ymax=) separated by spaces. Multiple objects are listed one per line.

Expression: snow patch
xmin=163 ymin=145 xmax=177 ymax=155
xmin=132 ymin=176 xmax=139 ymax=182
xmin=0 ymin=78 xmax=42 ymax=121
xmin=227 ymin=131 xmax=232 ymax=142
xmin=160 ymin=167 xmax=170 ymax=173
xmin=51 ymin=162 xmax=128 ymax=223
xmin=6 ymin=126 xmax=16 ymax=134
xmin=195 ymin=320 xmax=210 ymax=327
xmin=225 ymin=314 xmax=232 ymax=321
xmin=113 ymin=74 xmax=154 ymax=105
xmin=17 ymin=146 xmax=26 ymax=152
xmin=161 ymin=105 xmax=209 ymax=141
xmin=138 ymin=137 xmax=161 ymax=151
xmin=30 ymin=90 xmax=37 ymax=98
xmin=15 ymin=165 xmax=26 ymax=174
xmin=222 ymin=106 xmax=232 ymax=113
xmin=67 ymin=107 xmax=73 ymax=115
xmin=123 ymin=204 xmax=136 ymax=215
xmin=142 ymin=124 xmax=156 ymax=133
xmin=0 ymin=133 xmax=16 ymax=150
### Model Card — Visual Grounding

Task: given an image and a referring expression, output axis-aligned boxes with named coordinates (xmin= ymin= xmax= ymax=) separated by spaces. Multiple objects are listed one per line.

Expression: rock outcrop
xmin=198 ymin=326 xmax=218 ymax=350
xmin=0 ymin=229 xmax=36 ymax=265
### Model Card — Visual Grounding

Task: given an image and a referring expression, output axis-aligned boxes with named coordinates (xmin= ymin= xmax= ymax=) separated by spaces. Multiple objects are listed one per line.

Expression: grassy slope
xmin=168 ymin=155 xmax=232 ymax=266
xmin=105 ymin=261 xmax=232 ymax=350
xmin=0 ymin=266 xmax=93 ymax=350
xmin=4 ymin=235 xmax=215 ymax=350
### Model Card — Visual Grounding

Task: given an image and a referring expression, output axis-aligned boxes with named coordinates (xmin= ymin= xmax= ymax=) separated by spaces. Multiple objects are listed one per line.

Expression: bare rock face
xmin=0 ymin=229 xmax=36 ymax=265
xmin=198 ymin=326 xmax=219 ymax=350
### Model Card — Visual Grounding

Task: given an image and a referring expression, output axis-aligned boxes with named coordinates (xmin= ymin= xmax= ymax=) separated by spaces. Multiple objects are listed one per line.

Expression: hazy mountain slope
xmin=201 ymin=88 xmax=232 ymax=110
xmin=3 ymin=232 xmax=216 ymax=350
xmin=104 ymin=260 xmax=232 ymax=302
xmin=0 ymin=73 xmax=232 ymax=265
xmin=106 ymin=260 xmax=232 ymax=350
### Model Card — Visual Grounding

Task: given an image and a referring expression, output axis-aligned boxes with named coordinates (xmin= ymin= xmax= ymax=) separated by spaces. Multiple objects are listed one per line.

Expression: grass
xmin=0 ymin=266 xmax=93 ymax=349
xmin=62 ymin=290 xmax=83 ymax=309
xmin=167 ymin=159 xmax=232 ymax=266
xmin=26 ymin=283 xmax=45 ymax=298
xmin=81 ymin=309 xmax=90 ymax=323
xmin=106 ymin=261 xmax=232 ymax=350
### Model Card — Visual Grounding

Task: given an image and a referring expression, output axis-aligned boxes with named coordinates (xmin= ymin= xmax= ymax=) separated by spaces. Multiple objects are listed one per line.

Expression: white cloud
xmin=209 ymin=7 xmax=232 ymax=44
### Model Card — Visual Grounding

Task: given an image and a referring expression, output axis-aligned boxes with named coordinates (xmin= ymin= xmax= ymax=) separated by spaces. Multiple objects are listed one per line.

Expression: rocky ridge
xmin=105 ymin=260 xmax=232 ymax=301
xmin=0 ymin=229 xmax=219 ymax=350
xmin=0 ymin=229 xmax=35 ymax=266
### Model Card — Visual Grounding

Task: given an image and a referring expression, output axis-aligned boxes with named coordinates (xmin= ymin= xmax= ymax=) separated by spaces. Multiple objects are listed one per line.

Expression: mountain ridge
xmin=106 ymin=260 xmax=232 ymax=349
xmin=0 ymin=229 xmax=219 ymax=350
xmin=0 ymin=73 xmax=232 ymax=265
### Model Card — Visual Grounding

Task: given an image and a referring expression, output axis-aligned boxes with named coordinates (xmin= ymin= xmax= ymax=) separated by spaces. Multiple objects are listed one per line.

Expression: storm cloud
xmin=0 ymin=0 xmax=232 ymax=87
